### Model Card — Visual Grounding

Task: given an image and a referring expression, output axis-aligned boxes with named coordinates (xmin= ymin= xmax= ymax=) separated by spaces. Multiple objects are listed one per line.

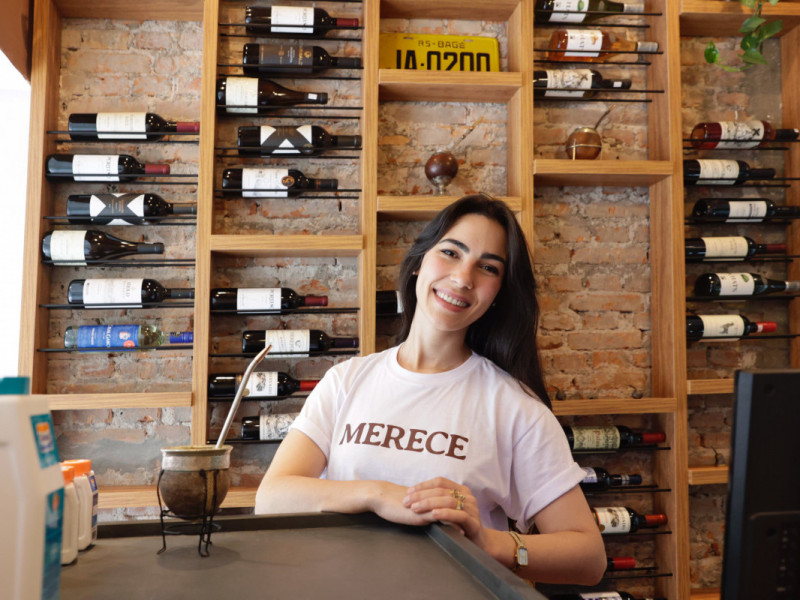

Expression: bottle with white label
xmin=237 ymin=125 xmax=361 ymax=156
xmin=592 ymin=506 xmax=668 ymax=534
xmin=690 ymin=198 xmax=800 ymax=223
xmin=216 ymin=77 xmax=327 ymax=114
xmin=533 ymin=69 xmax=631 ymax=98
xmin=241 ymin=329 xmax=359 ymax=354
xmin=221 ymin=167 xmax=338 ymax=197
xmin=67 ymin=112 xmax=199 ymax=141
xmin=241 ymin=412 xmax=300 ymax=440
xmin=42 ymin=230 xmax=164 ymax=265
xmin=686 ymin=314 xmax=777 ymax=341
xmin=67 ymin=278 xmax=195 ymax=307
xmin=63 ymin=324 xmax=193 ymax=349
xmin=207 ymin=372 xmax=319 ymax=399
xmin=579 ymin=466 xmax=642 ymax=492
xmin=683 ymin=159 xmax=776 ymax=186
xmin=563 ymin=425 xmax=665 ymax=450
xmin=66 ymin=193 xmax=196 ymax=225
xmin=684 ymin=236 xmax=786 ymax=262
xmin=689 ymin=119 xmax=799 ymax=150
xmin=244 ymin=5 xmax=359 ymax=37
xmin=45 ymin=154 xmax=169 ymax=182
xmin=210 ymin=287 xmax=328 ymax=313
xmin=534 ymin=0 xmax=645 ymax=24
xmin=546 ymin=29 xmax=658 ymax=62
xmin=693 ymin=272 xmax=800 ymax=297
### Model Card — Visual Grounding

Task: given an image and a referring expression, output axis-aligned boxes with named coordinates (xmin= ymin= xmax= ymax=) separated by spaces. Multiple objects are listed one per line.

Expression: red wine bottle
xmin=210 ymin=287 xmax=328 ymax=312
xmin=563 ymin=425 xmax=665 ymax=450
xmin=689 ymin=119 xmax=799 ymax=150
xmin=606 ymin=557 xmax=637 ymax=571
xmin=221 ymin=167 xmax=337 ymax=198
xmin=244 ymin=5 xmax=359 ymax=37
xmin=242 ymin=43 xmax=361 ymax=76
xmin=216 ymin=77 xmax=327 ymax=114
xmin=693 ymin=272 xmax=800 ymax=297
xmin=533 ymin=69 xmax=631 ymax=98
xmin=242 ymin=329 xmax=359 ymax=354
xmin=579 ymin=466 xmax=642 ymax=492
xmin=686 ymin=314 xmax=777 ymax=341
xmin=684 ymin=236 xmax=786 ymax=262
xmin=550 ymin=591 xmax=664 ymax=600
xmin=237 ymin=125 xmax=361 ymax=157
xmin=208 ymin=372 xmax=318 ymax=399
xmin=691 ymin=198 xmax=800 ymax=223
xmin=67 ymin=112 xmax=199 ymax=141
xmin=535 ymin=0 xmax=645 ymax=24
xmin=683 ymin=159 xmax=776 ymax=186
xmin=377 ymin=290 xmax=403 ymax=316
xmin=68 ymin=278 xmax=194 ymax=307
xmin=42 ymin=230 xmax=164 ymax=264
xmin=241 ymin=412 xmax=299 ymax=440
xmin=592 ymin=506 xmax=668 ymax=534
xmin=45 ymin=154 xmax=169 ymax=183
xmin=66 ymin=193 xmax=196 ymax=225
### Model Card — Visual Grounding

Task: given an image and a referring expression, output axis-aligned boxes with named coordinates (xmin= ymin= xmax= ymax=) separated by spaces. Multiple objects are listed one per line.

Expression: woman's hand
xmin=368 ymin=481 xmax=432 ymax=526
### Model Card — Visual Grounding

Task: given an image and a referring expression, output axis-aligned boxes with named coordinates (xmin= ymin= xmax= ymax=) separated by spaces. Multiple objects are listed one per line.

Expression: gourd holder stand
xmin=157 ymin=345 xmax=272 ymax=556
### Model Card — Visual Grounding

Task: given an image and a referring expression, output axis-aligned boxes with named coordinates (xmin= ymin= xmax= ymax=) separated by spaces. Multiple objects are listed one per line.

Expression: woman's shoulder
xmin=470 ymin=353 xmax=550 ymax=414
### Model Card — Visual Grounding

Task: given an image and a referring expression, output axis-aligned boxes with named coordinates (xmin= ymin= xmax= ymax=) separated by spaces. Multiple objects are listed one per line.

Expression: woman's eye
xmin=440 ymin=248 xmax=457 ymax=258
xmin=482 ymin=264 xmax=501 ymax=275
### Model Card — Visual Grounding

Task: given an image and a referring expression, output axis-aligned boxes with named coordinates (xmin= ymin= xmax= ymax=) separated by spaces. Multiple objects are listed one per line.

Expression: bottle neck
xmin=774 ymin=128 xmax=800 ymax=142
xmin=303 ymin=295 xmax=328 ymax=307
xmin=748 ymin=167 xmax=776 ymax=180
xmin=175 ymin=121 xmax=200 ymax=133
xmin=137 ymin=243 xmax=165 ymax=255
xmin=171 ymin=204 xmax=198 ymax=215
xmin=144 ymin=164 xmax=170 ymax=175
xmin=331 ymin=337 xmax=359 ymax=349
xmin=167 ymin=288 xmax=195 ymax=299
xmin=169 ymin=331 xmax=193 ymax=344
xmin=299 ymin=380 xmax=318 ymax=392
xmin=759 ymin=243 xmax=787 ymax=254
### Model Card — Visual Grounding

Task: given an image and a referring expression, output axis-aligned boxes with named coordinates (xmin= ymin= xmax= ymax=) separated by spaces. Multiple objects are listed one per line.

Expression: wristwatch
xmin=507 ymin=530 xmax=528 ymax=572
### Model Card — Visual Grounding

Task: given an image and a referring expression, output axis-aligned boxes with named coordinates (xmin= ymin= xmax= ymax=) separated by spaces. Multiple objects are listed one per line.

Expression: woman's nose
xmin=450 ymin=265 xmax=473 ymax=289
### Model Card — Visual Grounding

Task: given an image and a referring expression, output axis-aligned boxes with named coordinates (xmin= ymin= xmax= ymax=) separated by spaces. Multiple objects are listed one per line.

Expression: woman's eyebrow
xmin=440 ymin=238 xmax=507 ymax=265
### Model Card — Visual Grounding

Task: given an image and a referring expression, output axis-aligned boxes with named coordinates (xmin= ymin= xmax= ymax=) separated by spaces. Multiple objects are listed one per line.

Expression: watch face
xmin=518 ymin=546 xmax=529 ymax=566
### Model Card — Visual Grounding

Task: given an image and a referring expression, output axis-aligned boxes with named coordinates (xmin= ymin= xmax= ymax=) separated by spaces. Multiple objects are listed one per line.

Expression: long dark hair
xmin=397 ymin=194 xmax=551 ymax=408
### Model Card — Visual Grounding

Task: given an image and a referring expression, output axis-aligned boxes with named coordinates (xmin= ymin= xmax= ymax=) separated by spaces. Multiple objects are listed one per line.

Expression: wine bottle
xmin=689 ymin=119 xmax=799 ymax=150
xmin=242 ymin=329 xmax=359 ymax=355
xmin=535 ymin=0 xmax=644 ymax=24
xmin=63 ymin=324 xmax=193 ymax=349
xmin=693 ymin=272 xmax=800 ymax=298
xmin=690 ymin=198 xmax=800 ymax=223
xmin=550 ymin=590 xmax=664 ymax=600
xmin=67 ymin=112 xmax=199 ymax=141
xmin=241 ymin=412 xmax=300 ymax=440
xmin=68 ymin=279 xmax=194 ymax=307
xmin=244 ymin=5 xmax=359 ymax=37
xmin=210 ymin=287 xmax=328 ymax=312
xmin=592 ymin=506 xmax=668 ymax=534
xmin=208 ymin=372 xmax=318 ymax=399
xmin=66 ymin=193 xmax=196 ymax=226
xmin=579 ymin=466 xmax=642 ymax=492
xmin=45 ymin=154 xmax=169 ymax=183
xmin=533 ymin=69 xmax=631 ymax=98
xmin=546 ymin=29 xmax=658 ymax=62
xmin=683 ymin=159 xmax=776 ymax=186
xmin=684 ymin=236 xmax=786 ymax=262
xmin=377 ymin=290 xmax=404 ymax=316
xmin=563 ymin=425 xmax=665 ymax=450
xmin=237 ymin=125 xmax=362 ymax=157
xmin=216 ymin=77 xmax=327 ymax=114
xmin=42 ymin=230 xmax=164 ymax=265
xmin=686 ymin=314 xmax=777 ymax=341
xmin=221 ymin=167 xmax=337 ymax=198
xmin=242 ymin=43 xmax=361 ymax=76
xmin=606 ymin=557 xmax=637 ymax=571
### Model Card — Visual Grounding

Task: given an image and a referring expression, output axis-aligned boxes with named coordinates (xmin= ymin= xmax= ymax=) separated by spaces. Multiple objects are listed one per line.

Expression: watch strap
xmin=507 ymin=530 xmax=529 ymax=572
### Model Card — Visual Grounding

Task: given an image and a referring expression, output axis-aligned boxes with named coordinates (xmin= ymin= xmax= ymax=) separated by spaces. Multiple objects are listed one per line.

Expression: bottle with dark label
xmin=546 ymin=29 xmax=658 ymax=62
xmin=550 ymin=590 xmax=665 ymax=600
xmin=563 ymin=425 xmax=665 ymax=450
xmin=67 ymin=112 xmax=199 ymax=141
xmin=237 ymin=125 xmax=361 ymax=157
xmin=244 ymin=5 xmax=359 ymax=37
xmin=45 ymin=154 xmax=169 ymax=182
xmin=533 ymin=69 xmax=631 ymax=98
xmin=208 ymin=372 xmax=318 ymax=399
xmin=216 ymin=77 xmax=327 ymax=114
xmin=535 ymin=0 xmax=644 ymax=24
xmin=592 ymin=506 xmax=668 ymax=534
xmin=242 ymin=329 xmax=359 ymax=355
xmin=221 ymin=167 xmax=337 ymax=198
xmin=241 ymin=412 xmax=300 ymax=440
xmin=690 ymin=198 xmax=800 ymax=223
xmin=684 ymin=236 xmax=786 ymax=262
xmin=64 ymin=324 xmax=193 ymax=349
xmin=686 ymin=314 xmax=777 ymax=341
xmin=66 ymin=193 xmax=196 ymax=225
xmin=683 ymin=159 xmax=776 ymax=186
xmin=377 ymin=290 xmax=404 ymax=316
xmin=242 ymin=43 xmax=361 ymax=76
xmin=68 ymin=279 xmax=194 ymax=307
xmin=689 ymin=119 xmax=799 ymax=150
xmin=693 ymin=272 xmax=800 ymax=297
xmin=42 ymin=230 xmax=164 ymax=265
xmin=210 ymin=287 xmax=328 ymax=312
xmin=579 ymin=466 xmax=642 ymax=492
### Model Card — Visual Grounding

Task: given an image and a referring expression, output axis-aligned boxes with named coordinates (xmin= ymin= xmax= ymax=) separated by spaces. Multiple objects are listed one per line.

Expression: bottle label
xmin=717 ymin=120 xmax=765 ymax=149
xmin=237 ymin=288 xmax=282 ymax=311
xmin=624 ymin=4 xmax=645 ymax=12
xmin=263 ymin=329 xmax=311 ymax=356
xmin=726 ymin=200 xmax=768 ymax=222
xmin=701 ymin=236 xmax=749 ymax=261
xmin=48 ymin=230 xmax=87 ymax=265
xmin=258 ymin=43 xmax=310 ymax=68
xmin=564 ymin=30 xmax=603 ymax=58
xmin=83 ymin=278 xmax=144 ymax=307
xmin=96 ymin=112 xmax=147 ymax=140
xmin=244 ymin=371 xmax=279 ymax=397
xmin=259 ymin=125 xmax=313 ymax=154
xmin=88 ymin=472 xmax=99 ymax=540
xmin=89 ymin=193 xmax=145 ymax=225
xmin=43 ymin=488 xmax=64 ymax=600
xmin=582 ymin=467 xmax=598 ymax=483
xmin=593 ymin=507 xmax=632 ymax=534
xmin=75 ymin=324 xmax=141 ymax=348
xmin=548 ymin=0 xmax=586 ymax=23
xmin=72 ymin=155 xmax=120 ymax=182
xmin=225 ymin=77 xmax=258 ymax=114
xmin=242 ymin=168 xmax=290 ymax=198
xmin=635 ymin=41 xmax=658 ymax=53
xmin=271 ymin=6 xmax=314 ymax=34
xmin=570 ymin=426 xmax=621 ymax=450
xmin=698 ymin=315 xmax=746 ymax=339
xmin=697 ymin=159 xmax=740 ymax=185
xmin=544 ymin=69 xmax=593 ymax=97
xmin=717 ymin=273 xmax=756 ymax=296
xmin=259 ymin=412 xmax=299 ymax=440
xmin=578 ymin=592 xmax=624 ymax=600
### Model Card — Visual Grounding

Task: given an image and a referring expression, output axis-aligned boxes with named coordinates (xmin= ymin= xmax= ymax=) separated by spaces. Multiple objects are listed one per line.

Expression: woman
xmin=255 ymin=194 xmax=606 ymax=584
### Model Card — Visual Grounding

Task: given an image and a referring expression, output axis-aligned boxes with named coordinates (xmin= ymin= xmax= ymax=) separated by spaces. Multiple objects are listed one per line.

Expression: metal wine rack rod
xmin=209 ymin=350 xmax=360 ymax=358
xmin=41 ymin=302 xmax=195 ymax=310
xmin=43 ymin=215 xmax=198 ymax=226
xmin=686 ymin=294 xmax=800 ymax=302
xmin=210 ymin=307 xmax=359 ymax=315
xmin=38 ymin=345 xmax=193 ymax=353
xmin=42 ymin=259 xmax=196 ymax=267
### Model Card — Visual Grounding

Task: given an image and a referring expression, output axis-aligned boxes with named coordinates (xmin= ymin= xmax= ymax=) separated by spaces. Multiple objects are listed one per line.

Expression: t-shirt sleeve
xmin=289 ymin=366 xmax=341 ymax=459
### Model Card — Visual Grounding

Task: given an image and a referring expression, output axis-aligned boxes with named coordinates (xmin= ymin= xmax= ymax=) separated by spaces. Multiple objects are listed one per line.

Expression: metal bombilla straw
xmin=215 ymin=344 xmax=272 ymax=449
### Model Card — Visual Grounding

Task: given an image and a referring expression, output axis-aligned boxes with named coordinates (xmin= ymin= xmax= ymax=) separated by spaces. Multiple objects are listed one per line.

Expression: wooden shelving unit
xmin=687 ymin=466 xmax=729 ymax=486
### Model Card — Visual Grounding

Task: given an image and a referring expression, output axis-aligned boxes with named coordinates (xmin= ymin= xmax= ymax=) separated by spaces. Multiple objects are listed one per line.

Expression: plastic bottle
xmin=60 ymin=464 xmax=79 ymax=565
xmin=63 ymin=459 xmax=97 ymax=550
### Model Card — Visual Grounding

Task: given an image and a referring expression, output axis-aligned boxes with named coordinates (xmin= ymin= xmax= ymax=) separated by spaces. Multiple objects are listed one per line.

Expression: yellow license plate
xmin=379 ymin=33 xmax=500 ymax=72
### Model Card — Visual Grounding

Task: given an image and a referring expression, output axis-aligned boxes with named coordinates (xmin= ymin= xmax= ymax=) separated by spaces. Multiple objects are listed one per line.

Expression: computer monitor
xmin=721 ymin=370 xmax=800 ymax=600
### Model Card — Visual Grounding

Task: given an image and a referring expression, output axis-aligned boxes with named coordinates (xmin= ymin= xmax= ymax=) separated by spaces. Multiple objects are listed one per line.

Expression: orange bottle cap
xmin=61 ymin=464 xmax=75 ymax=484
xmin=62 ymin=458 xmax=91 ymax=476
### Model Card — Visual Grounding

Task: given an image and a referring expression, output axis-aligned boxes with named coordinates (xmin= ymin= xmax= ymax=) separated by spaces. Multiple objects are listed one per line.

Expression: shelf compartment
xmin=680 ymin=0 xmax=800 ymax=37
xmin=534 ymin=159 xmax=673 ymax=186
xmin=378 ymin=195 xmax=522 ymax=219
xmin=552 ymin=397 xmax=678 ymax=416
xmin=52 ymin=0 xmax=203 ymax=19
xmin=687 ymin=379 xmax=734 ymax=396
xmin=378 ymin=70 xmax=522 ymax=103
xmin=688 ymin=466 xmax=729 ymax=486
xmin=689 ymin=588 xmax=721 ymax=600
xmin=379 ymin=0 xmax=519 ymax=20
xmin=46 ymin=391 xmax=192 ymax=410
xmin=96 ymin=485 xmax=257 ymax=509
xmin=210 ymin=234 xmax=363 ymax=257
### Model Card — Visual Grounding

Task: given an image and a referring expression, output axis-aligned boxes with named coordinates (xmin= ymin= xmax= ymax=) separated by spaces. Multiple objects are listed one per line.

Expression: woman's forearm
xmin=254 ymin=475 xmax=377 ymax=515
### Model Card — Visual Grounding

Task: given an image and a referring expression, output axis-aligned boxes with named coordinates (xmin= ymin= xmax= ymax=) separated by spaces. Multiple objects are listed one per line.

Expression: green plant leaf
xmin=704 ymin=40 xmax=720 ymax=64
xmin=760 ymin=19 xmax=784 ymax=40
xmin=768 ymin=0 xmax=780 ymax=6
xmin=741 ymin=47 xmax=769 ymax=65
xmin=740 ymin=15 xmax=766 ymax=32
xmin=740 ymin=0 xmax=757 ymax=9
xmin=740 ymin=31 xmax=761 ymax=50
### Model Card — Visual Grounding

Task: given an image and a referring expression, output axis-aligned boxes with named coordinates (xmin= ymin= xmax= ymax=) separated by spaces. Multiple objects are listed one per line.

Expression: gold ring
xmin=451 ymin=488 xmax=464 ymax=499
xmin=455 ymin=497 xmax=465 ymax=510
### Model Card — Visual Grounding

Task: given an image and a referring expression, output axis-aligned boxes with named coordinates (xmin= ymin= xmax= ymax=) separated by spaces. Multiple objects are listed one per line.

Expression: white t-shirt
xmin=291 ymin=346 xmax=585 ymax=531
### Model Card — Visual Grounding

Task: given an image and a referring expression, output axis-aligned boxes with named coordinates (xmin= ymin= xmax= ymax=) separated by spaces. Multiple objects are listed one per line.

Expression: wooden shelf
xmin=379 ymin=0 xmax=519 ymax=20
xmin=680 ymin=1 xmax=800 ymax=37
xmin=552 ymin=397 xmax=678 ymax=416
xmin=46 ymin=392 xmax=192 ymax=410
xmin=378 ymin=70 xmax=522 ymax=103
xmin=688 ymin=466 xmax=729 ymax=486
xmin=98 ymin=485 xmax=257 ymax=510
xmin=687 ymin=379 xmax=734 ymax=396
xmin=534 ymin=159 xmax=674 ymax=187
xmin=377 ymin=195 xmax=522 ymax=219
xmin=53 ymin=0 xmax=203 ymax=19
xmin=689 ymin=588 xmax=720 ymax=600
xmin=210 ymin=234 xmax=363 ymax=257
